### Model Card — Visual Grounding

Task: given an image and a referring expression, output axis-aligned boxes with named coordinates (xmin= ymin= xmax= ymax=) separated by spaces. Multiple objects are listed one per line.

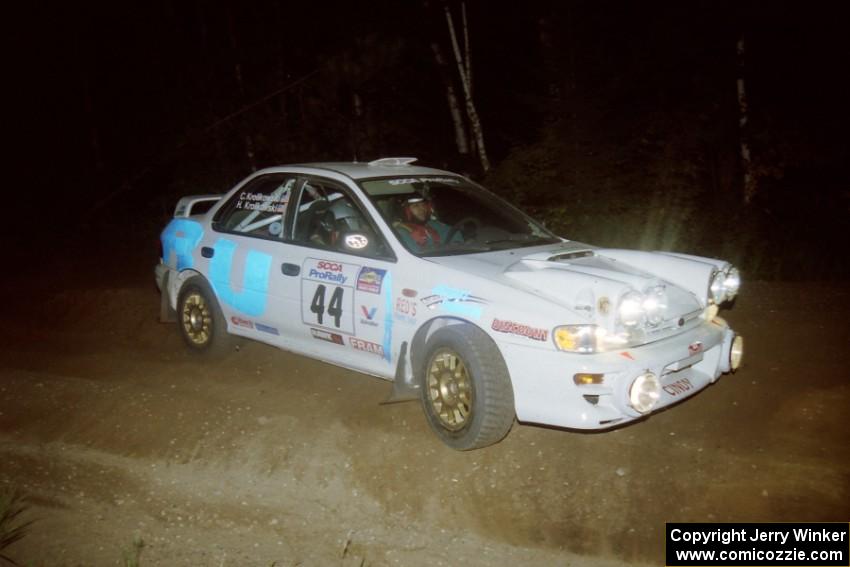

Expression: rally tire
xmin=419 ymin=324 xmax=515 ymax=450
xmin=176 ymin=276 xmax=235 ymax=357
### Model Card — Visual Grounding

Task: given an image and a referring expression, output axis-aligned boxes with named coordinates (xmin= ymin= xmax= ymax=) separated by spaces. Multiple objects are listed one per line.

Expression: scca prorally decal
xmin=311 ymin=328 xmax=344 ymax=345
xmin=255 ymin=323 xmax=279 ymax=335
xmin=308 ymin=260 xmax=348 ymax=284
xmin=209 ymin=238 xmax=272 ymax=317
xmin=161 ymin=219 xmax=204 ymax=270
xmin=491 ymin=318 xmax=549 ymax=342
xmin=356 ymin=267 xmax=387 ymax=294
xmin=349 ymin=337 xmax=385 ymax=357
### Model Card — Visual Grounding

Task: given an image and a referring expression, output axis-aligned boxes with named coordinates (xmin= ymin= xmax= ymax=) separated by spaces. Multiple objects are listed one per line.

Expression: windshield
xmin=360 ymin=176 xmax=561 ymax=257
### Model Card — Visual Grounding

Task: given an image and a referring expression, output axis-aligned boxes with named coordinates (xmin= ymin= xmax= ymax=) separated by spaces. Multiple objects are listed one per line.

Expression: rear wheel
xmin=177 ymin=277 xmax=235 ymax=356
xmin=419 ymin=324 xmax=514 ymax=450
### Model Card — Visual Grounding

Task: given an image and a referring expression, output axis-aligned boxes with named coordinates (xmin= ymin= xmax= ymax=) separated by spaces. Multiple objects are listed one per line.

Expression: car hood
xmin=427 ymin=242 xmax=708 ymax=332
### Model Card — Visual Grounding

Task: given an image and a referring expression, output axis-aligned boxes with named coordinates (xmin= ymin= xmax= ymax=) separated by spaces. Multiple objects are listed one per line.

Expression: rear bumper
xmin=503 ymin=318 xmax=738 ymax=429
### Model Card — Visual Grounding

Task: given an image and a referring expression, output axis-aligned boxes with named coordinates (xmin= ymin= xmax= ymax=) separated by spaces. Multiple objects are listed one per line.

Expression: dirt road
xmin=1 ymin=270 xmax=848 ymax=565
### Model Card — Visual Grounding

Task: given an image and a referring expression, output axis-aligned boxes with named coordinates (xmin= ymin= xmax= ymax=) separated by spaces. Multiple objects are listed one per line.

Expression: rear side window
xmin=212 ymin=174 xmax=298 ymax=240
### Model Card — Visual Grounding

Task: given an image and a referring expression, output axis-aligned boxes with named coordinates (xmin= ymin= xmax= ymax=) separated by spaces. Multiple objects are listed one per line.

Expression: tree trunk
xmin=430 ymin=42 xmax=469 ymax=155
xmin=737 ymin=36 xmax=755 ymax=204
xmin=226 ymin=4 xmax=258 ymax=172
xmin=444 ymin=3 xmax=490 ymax=172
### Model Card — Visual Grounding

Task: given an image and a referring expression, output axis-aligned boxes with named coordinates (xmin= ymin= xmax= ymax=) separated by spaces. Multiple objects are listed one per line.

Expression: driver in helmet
xmin=394 ymin=194 xmax=459 ymax=252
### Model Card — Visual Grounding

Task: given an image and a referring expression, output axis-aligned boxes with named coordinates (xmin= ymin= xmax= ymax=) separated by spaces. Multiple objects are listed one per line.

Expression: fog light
xmin=574 ymin=373 xmax=604 ymax=385
xmin=629 ymin=372 xmax=660 ymax=414
xmin=730 ymin=335 xmax=744 ymax=371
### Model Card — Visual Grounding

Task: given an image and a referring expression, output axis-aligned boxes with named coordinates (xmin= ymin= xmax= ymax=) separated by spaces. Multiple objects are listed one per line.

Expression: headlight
xmin=629 ymin=372 xmax=660 ymax=413
xmin=709 ymin=265 xmax=741 ymax=305
xmin=723 ymin=266 xmax=741 ymax=301
xmin=642 ymin=285 xmax=668 ymax=327
xmin=554 ymin=325 xmax=605 ymax=353
xmin=618 ymin=291 xmax=645 ymax=328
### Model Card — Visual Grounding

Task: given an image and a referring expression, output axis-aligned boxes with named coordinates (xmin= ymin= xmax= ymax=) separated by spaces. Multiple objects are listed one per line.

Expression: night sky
xmin=9 ymin=0 xmax=849 ymax=278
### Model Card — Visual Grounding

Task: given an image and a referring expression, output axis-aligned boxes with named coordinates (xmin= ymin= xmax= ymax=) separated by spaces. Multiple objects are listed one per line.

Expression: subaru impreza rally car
xmin=155 ymin=158 xmax=743 ymax=450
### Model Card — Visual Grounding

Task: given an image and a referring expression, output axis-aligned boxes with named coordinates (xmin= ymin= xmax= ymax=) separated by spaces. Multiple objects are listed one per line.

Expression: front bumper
xmin=502 ymin=318 xmax=739 ymax=429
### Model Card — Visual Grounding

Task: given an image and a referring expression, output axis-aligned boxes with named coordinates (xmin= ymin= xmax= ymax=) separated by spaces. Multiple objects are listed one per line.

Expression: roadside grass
xmin=0 ymin=488 xmax=33 ymax=566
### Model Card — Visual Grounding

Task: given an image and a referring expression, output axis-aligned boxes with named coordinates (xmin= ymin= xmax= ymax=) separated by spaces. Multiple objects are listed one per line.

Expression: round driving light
xmin=730 ymin=334 xmax=744 ymax=371
xmin=629 ymin=372 xmax=660 ymax=414
xmin=724 ymin=266 xmax=741 ymax=301
xmin=619 ymin=291 xmax=645 ymax=328
xmin=709 ymin=270 xmax=726 ymax=304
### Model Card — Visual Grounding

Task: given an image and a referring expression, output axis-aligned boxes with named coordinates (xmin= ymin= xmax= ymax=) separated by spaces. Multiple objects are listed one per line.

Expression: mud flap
xmin=159 ymin=271 xmax=177 ymax=323
xmin=382 ymin=342 xmax=420 ymax=404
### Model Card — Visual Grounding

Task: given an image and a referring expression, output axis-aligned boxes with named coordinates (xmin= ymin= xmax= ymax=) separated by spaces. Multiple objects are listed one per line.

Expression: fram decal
xmin=663 ymin=377 xmax=694 ymax=396
xmin=209 ymin=238 xmax=271 ymax=317
xmin=356 ymin=267 xmax=386 ymax=294
xmin=311 ymin=328 xmax=344 ymax=345
xmin=161 ymin=219 xmax=204 ymax=270
xmin=231 ymin=316 xmax=254 ymax=329
xmin=255 ymin=323 xmax=279 ymax=335
xmin=349 ymin=337 xmax=385 ymax=357
xmin=491 ymin=318 xmax=549 ymax=342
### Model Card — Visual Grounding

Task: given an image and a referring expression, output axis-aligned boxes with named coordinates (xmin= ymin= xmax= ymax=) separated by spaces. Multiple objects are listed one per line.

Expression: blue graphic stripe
xmin=161 ymin=219 xmax=204 ymax=270
xmin=209 ymin=238 xmax=271 ymax=317
xmin=382 ymin=271 xmax=393 ymax=363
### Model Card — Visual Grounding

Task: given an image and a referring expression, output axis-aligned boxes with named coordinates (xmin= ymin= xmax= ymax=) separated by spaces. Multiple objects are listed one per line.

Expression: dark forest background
xmin=9 ymin=0 xmax=849 ymax=280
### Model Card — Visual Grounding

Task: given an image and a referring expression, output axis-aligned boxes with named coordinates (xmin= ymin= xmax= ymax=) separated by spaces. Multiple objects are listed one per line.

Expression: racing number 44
xmin=311 ymin=284 xmax=344 ymax=327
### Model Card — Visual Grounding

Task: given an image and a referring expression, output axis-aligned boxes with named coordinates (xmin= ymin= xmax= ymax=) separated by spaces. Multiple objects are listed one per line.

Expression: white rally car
xmin=155 ymin=158 xmax=743 ymax=450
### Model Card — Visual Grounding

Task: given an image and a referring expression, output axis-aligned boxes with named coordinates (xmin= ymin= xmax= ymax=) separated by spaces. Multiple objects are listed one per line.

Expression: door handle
xmin=281 ymin=263 xmax=300 ymax=276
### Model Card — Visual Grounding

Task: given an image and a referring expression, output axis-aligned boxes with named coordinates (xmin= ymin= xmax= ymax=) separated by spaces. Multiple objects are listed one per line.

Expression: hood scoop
xmin=519 ymin=249 xmax=596 ymax=264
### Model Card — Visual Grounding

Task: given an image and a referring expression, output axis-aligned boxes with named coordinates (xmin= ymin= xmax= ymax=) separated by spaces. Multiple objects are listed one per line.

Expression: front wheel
xmin=419 ymin=324 xmax=515 ymax=450
xmin=177 ymin=276 xmax=235 ymax=356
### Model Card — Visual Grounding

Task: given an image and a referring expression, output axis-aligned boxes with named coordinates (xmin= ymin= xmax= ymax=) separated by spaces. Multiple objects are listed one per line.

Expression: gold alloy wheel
xmin=426 ymin=349 xmax=473 ymax=431
xmin=181 ymin=291 xmax=213 ymax=346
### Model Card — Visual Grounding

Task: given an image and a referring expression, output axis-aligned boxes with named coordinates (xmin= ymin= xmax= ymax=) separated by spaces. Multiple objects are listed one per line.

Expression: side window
xmin=291 ymin=179 xmax=393 ymax=260
xmin=212 ymin=174 xmax=297 ymax=240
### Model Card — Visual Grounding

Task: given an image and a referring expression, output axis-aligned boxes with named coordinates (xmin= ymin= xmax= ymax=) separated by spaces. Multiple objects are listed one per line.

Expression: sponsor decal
xmin=306 ymin=260 xmax=348 ymax=285
xmin=230 ymin=316 xmax=254 ymax=329
xmin=395 ymin=297 xmax=417 ymax=317
xmin=491 ymin=318 xmax=549 ymax=342
xmin=663 ymin=377 xmax=694 ymax=396
xmin=255 ymin=322 xmax=279 ymax=335
xmin=688 ymin=341 xmax=703 ymax=355
xmin=311 ymin=328 xmax=344 ymax=345
xmin=402 ymin=288 xmax=418 ymax=298
xmin=619 ymin=351 xmax=635 ymax=361
xmin=349 ymin=337 xmax=385 ymax=357
xmin=360 ymin=305 xmax=379 ymax=327
xmin=422 ymin=285 xmax=486 ymax=318
xmin=598 ymin=296 xmax=611 ymax=315
xmin=356 ymin=267 xmax=386 ymax=294
xmin=345 ymin=234 xmax=369 ymax=249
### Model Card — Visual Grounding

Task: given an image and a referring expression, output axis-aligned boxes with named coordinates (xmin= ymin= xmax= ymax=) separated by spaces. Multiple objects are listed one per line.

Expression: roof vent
xmin=368 ymin=157 xmax=418 ymax=167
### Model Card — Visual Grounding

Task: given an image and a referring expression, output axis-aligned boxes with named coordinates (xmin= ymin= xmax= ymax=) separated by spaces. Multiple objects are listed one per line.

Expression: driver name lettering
xmin=236 ymin=191 xmax=288 ymax=213
xmin=491 ymin=319 xmax=548 ymax=342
